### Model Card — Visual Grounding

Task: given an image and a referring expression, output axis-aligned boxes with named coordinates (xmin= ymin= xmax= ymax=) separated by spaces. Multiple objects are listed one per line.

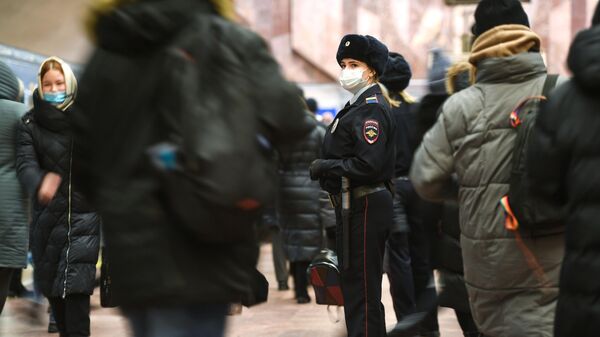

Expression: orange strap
xmin=500 ymin=196 xmax=519 ymax=230
xmin=509 ymin=95 xmax=547 ymax=128
xmin=500 ymin=196 xmax=550 ymax=286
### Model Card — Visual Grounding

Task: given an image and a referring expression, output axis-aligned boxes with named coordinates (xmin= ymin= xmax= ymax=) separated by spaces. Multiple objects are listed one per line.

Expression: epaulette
xmin=365 ymin=96 xmax=379 ymax=104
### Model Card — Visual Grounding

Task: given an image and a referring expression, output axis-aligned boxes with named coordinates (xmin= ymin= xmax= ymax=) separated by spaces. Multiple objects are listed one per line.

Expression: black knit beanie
xmin=0 ymin=60 xmax=19 ymax=101
xmin=379 ymin=52 xmax=412 ymax=92
xmin=472 ymin=0 xmax=530 ymax=38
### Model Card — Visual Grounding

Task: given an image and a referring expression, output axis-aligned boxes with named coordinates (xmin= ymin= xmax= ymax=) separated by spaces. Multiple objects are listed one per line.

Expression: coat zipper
xmin=63 ymin=141 xmax=73 ymax=299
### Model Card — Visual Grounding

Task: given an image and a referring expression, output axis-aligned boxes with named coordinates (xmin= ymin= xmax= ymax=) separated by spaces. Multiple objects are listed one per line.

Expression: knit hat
xmin=336 ymin=34 xmax=389 ymax=76
xmin=0 ymin=60 xmax=20 ymax=101
xmin=379 ymin=52 xmax=412 ymax=92
xmin=472 ymin=0 xmax=530 ymax=38
xmin=427 ymin=49 xmax=451 ymax=95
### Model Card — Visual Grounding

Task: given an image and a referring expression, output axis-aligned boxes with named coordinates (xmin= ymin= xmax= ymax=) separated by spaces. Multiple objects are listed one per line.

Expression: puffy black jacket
xmin=527 ymin=24 xmax=600 ymax=337
xmin=15 ymin=92 xmax=100 ymax=298
xmin=278 ymin=113 xmax=326 ymax=261
xmin=72 ymin=0 xmax=309 ymax=307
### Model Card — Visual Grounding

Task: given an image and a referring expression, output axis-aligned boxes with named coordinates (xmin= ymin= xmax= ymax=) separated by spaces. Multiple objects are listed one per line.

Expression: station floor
xmin=1 ymin=244 xmax=463 ymax=337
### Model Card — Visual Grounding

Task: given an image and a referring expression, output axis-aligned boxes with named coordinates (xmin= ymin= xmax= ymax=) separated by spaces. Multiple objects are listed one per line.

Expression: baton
xmin=341 ymin=177 xmax=350 ymax=271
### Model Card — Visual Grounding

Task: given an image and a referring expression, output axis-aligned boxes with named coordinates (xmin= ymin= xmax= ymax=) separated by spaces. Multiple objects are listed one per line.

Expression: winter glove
xmin=310 ymin=159 xmax=327 ymax=181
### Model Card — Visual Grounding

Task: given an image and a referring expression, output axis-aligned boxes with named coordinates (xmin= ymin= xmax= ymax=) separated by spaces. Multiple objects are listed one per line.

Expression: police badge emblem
xmin=363 ymin=120 xmax=379 ymax=144
xmin=331 ymin=118 xmax=340 ymax=134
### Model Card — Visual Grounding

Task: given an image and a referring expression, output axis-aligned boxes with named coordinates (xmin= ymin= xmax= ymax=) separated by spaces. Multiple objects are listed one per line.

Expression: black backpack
xmin=146 ymin=16 xmax=306 ymax=243
xmin=502 ymin=74 xmax=564 ymax=234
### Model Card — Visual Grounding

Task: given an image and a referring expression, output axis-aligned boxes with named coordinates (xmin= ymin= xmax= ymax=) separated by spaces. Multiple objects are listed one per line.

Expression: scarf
xmin=469 ymin=24 xmax=541 ymax=66
xmin=37 ymin=56 xmax=78 ymax=111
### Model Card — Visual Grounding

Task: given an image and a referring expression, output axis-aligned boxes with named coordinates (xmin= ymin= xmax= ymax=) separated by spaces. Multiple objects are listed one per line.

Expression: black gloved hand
xmin=309 ymin=159 xmax=326 ymax=181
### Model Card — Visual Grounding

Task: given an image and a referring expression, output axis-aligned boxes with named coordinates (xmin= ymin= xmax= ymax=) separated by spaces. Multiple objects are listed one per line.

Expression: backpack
xmin=308 ymin=249 xmax=344 ymax=306
xmin=501 ymin=74 xmax=564 ymax=234
xmin=146 ymin=16 xmax=304 ymax=243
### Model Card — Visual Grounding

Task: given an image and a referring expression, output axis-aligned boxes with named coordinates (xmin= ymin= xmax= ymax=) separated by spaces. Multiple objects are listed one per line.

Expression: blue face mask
xmin=43 ymin=91 xmax=66 ymax=104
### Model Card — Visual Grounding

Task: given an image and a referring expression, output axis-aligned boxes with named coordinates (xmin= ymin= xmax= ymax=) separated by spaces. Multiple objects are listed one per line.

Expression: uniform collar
xmin=349 ymin=83 xmax=377 ymax=105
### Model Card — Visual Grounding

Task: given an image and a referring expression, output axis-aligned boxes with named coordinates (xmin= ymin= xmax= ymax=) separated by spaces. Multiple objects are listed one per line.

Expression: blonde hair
xmin=445 ymin=62 xmax=475 ymax=95
xmin=377 ymin=82 xmax=401 ymax=108
xmin=399 ymin=91 xmax=416 ymax=104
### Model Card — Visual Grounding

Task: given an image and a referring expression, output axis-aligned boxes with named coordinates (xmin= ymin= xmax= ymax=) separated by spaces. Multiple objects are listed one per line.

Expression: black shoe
xmin=278 ymin=281 xmax=289 ymax=291
xmin=48 ymin=322 xmax=59 ymax=333
xmin=296 ymin=295 xmax=310 ymax=304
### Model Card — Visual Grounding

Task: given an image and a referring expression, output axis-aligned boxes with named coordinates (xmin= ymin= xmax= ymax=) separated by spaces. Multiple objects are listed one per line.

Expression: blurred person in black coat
xmin=73 ymin=0 xmax=310 ymax=336
xmin=527 ymin=4 xmax=600 ymax=336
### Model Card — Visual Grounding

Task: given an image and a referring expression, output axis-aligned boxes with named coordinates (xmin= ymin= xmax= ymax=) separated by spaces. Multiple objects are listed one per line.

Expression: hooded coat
xmin=72 ymin=0 xmax=310 ymax=307
xmin=410 ymin=47 xmax=564 ymax=337
xmin=527 ymin=23 xmax=600 ymax=337
xmin=0 ymin=62 xmax=28 ymax=269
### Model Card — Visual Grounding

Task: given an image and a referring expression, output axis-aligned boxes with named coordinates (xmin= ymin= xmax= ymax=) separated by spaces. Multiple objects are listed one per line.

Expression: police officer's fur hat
xmin=472 ymin=0 xmax=530 ymax=38
xmin=336 ymin=34 xmax=389 ymax=76
xmin=379 ymin=52 xmax=412 ymax=92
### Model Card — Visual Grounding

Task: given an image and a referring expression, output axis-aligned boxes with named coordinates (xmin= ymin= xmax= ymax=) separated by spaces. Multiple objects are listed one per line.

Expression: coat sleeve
xmin=526 ymin=83 xmax=569 ymax=206
xmin=15 ymin=119 xmax=45 ymax=198
xmin=319 ymin=104 xmax=392 ymax=181
xmin=315 ymin=124 xmax=335 ymax=229
xmin=410 ymin=110 xmax=457 ymax=202
xmin=244 ymin=31 xmax=312 ymax=143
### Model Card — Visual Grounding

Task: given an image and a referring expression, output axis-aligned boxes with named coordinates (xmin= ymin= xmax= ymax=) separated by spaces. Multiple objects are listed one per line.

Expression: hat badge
xmin=345 ymin=41 xmax=350 ymax=47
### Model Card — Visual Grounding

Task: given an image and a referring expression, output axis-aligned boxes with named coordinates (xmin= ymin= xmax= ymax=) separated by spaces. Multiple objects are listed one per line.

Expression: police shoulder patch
xmin=365 ymin=96 xmax=379 ymax=104
xmin=363 ymin=119 xmax=379 ymax=144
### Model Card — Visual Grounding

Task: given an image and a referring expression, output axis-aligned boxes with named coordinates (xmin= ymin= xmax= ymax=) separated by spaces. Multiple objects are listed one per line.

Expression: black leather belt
xmin=328 ymin=182 xmax=388 ymax=207
xmin=353 ymin=183 xmax=388 ymax=199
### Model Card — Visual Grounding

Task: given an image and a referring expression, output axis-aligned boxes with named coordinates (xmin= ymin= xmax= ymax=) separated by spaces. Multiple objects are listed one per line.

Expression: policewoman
xmin=310 ymin=34 xmax=396 ymax=337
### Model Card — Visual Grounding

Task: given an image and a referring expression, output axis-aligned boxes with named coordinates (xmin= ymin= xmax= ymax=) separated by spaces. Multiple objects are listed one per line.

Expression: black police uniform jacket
xmin=15 ymin=92 xmax=100 ymax=298
xmin=319 ymin=84 xmax=396 ymax=193
xmin=527 ymin=24 xmax=600 ymax=337
xmin=71 ymin=0 xmax=310 ymax=307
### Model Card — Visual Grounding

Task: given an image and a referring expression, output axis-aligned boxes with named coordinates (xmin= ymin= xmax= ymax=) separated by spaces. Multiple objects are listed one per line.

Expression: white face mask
xmin=339 ymin=68 xmax=368 ymax=93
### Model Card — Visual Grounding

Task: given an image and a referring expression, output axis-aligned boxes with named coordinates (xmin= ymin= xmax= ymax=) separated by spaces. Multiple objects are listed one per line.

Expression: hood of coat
xmin=568 ymin=25 xmax=600 ymax=94
xmin=0 ymin=60 xmax=20 ymax=101
xmin=32 ymin=90 xmax=72 ymax=132
xmin=89 ymin=0 xmax=218 ymax=55
xmin=475 ymin=52 xmax=546 ymax=84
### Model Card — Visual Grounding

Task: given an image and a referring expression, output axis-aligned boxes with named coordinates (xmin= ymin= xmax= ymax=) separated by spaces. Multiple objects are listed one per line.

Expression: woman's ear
xmin=368 ymin=69 xmax=376 ymax=81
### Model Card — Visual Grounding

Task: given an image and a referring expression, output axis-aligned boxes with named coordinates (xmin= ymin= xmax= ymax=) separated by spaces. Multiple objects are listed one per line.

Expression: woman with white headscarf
xmin=16 ymin=56 xmax=100 ymax=337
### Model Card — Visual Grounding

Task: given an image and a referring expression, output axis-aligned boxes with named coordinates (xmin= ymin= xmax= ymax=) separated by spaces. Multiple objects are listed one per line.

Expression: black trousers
xmin=337 ymin=190 xmax=392 ymax=337
xmin=48 ymin=294 xmax=91 ymax=337
xmin=385 ymin=232 xmax=416 ymax=322
xmin=408 ymin=198 xmax=440 ymax=337
xmin=291 ymin=261 xmax=310 ymax=298
xmin=0 ymin=268 xmax=13 ymax=314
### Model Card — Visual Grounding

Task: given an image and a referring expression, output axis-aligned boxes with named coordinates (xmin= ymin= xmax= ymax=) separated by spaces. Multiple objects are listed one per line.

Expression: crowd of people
xmin=1 ymin=0 xmax=600 ymax=336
